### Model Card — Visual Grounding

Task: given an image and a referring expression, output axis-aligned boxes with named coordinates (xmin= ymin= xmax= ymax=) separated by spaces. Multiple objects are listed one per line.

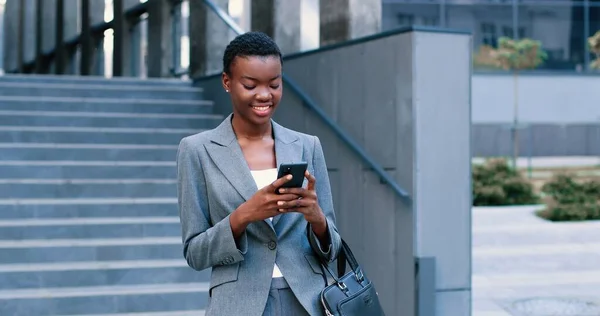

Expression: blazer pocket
xmin=304 ymin=254 xmax=324 ymax=275
xmin=209 ymin=262 xmax=240 ymax=297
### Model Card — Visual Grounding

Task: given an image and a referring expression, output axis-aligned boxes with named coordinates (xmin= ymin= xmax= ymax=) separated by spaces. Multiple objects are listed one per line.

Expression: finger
xmin=288 ymin=206 xmax=309 ymax=215
xmin=267 ymin=174 xmax=293 ymax=192
xmin=278 ymin=188 xmax=317 ymax=201
xmin=305 ymin=170 xmax=316 ymax=191
xmin=277 ymin=187 xmax=308 ymax=196
xmin=277 ymin=198 xmax=310 ymax=210
xmin=273 ymin=193 xmax=302 ymax=202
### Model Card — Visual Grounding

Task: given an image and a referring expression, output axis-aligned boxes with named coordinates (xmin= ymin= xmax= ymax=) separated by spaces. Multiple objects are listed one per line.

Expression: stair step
xmin=0 ymin=259 xmax=188 ymax=272
xmin=0 ymin=110 xmax=222 ymax=128
xmin=68 ymin=310 xmax=205 ymax=316
xmin=0 ymin=197 xmax=177 ymax=205
xmin=0 ymin=74 xmax=194 ymax=87
xmin=0 ymin=237 xmax=182 ymax=264
xmin=0 ymin=216 xmax=179 ymax=226
xmin=0 ymin=82 xmax=203 ymax=100
xmin=0 ymin=199 xmax=177 ymax=219
xmin=0 ymin=74 xmax=213 ymax=315
xmin=0 ymin=126 xmax=201 ymax=134
xmin=0 ymin=95 xmax=213 ymax=114
xmin=0 ymin=181 xmax=177 ymax=198
xmin=0 ymin=127 xmax=198 ymax=145
xmin=0 ymin=282 xmax=208 ymax=299
xmin=0 ymin=143 xmax=177 ymax=161
xmin=0 ymin=216 xmax=180 ymax=240
xmin=0 ymin=143 xmax=179 ymax=149
xmin=0 ymin=283 xmax=209 ymax=315
xmin=0 ymin=259 xmax=208 ymax=290
xmin=0 ymin=161 xmax=175 ymax=179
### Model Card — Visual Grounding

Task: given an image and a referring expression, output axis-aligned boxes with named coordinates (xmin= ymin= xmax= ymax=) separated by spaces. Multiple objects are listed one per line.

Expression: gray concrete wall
xmin=473 ymin=74 xmax=600 ymax=124
xmin=472 ymin=73 xmax=600 ymax=157
xmin=195 ymin=27 xmax=472 ymax=316
xmin=472 ymin=123 xmax=600 ymax=157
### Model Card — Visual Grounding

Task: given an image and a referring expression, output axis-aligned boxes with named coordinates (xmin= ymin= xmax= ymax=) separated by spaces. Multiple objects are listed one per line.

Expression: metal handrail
xmin=201 ymin=0 xmax=411 ymax=205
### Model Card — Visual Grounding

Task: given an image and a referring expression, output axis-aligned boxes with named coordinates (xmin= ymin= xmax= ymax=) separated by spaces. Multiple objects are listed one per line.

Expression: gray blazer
xmin=176 ymin=114 xmax=342 ymax=316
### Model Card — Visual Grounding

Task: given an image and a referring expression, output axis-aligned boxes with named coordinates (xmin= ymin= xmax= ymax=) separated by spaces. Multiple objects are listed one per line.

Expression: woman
xmin=176 ymin=31 xmax=342 ymax=316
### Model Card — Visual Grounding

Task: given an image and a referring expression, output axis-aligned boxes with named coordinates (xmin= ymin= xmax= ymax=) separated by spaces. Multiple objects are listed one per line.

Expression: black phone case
xmin=277 ymin=162 xmax=307 ymax=189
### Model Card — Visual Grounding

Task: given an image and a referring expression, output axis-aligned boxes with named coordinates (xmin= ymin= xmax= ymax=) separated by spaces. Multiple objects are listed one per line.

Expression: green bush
xmin=538 ymin=173 xmax=600 ymax=221
xmin=473 ymin=158 xmax=539 ymax=206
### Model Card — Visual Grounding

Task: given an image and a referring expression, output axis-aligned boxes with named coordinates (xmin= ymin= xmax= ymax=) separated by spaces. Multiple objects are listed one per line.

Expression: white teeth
xmin=253 ymin=106 xmax=269 ymax=111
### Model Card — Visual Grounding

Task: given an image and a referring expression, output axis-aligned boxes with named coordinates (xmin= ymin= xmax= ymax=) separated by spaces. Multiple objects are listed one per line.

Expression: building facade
xmin=382 ymin=0 xmax=600 ymax=72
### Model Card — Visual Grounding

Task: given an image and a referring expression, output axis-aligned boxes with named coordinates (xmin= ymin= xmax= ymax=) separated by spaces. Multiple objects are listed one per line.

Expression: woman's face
xmin=222 ymin=55 xmax=283 ymax=127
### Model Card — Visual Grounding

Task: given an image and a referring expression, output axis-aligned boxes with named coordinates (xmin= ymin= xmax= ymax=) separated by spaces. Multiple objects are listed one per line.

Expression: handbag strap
xmin=306 ymin=223 xmax=362 ymax=284
xmin=338 ymin=239 xmax=360 ymax=274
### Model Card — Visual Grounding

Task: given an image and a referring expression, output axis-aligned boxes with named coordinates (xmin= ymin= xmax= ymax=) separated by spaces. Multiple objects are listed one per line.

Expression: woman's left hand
xmin=277 ymin=171 xmax=327 ymax=233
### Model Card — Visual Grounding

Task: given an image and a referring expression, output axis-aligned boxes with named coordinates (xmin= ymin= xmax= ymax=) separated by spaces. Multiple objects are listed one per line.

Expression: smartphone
xmin=277 ymin=162 xmax=308 ymax=190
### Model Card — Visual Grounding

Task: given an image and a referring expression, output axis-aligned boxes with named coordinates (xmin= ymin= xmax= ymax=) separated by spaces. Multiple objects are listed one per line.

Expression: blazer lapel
xmin=204 ymin=114 xmax=257 ymax=203
xmin=205 ymin=142 xmax=257 ymax=202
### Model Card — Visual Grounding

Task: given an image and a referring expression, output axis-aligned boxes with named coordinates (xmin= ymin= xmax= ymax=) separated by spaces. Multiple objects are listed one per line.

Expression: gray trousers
xmin=262 ymin=277 xmax=310 ymax=316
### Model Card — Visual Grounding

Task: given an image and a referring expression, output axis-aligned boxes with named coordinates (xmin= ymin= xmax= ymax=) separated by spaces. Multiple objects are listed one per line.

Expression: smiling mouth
xmin=252 ymin=105 xmax=271 ymax=111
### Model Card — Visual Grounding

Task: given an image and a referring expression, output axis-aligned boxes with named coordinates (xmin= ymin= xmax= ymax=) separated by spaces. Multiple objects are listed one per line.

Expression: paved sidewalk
xmin=472 ymin=205 xmax=600 ymax=316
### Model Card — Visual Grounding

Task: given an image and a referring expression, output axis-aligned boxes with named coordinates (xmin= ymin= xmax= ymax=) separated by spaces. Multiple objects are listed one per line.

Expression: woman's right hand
xmin=230 ymin=174 xmax=300 ymax=237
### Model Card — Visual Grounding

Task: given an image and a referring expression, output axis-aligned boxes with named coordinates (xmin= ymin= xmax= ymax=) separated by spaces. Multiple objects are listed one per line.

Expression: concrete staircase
xmin=0 ymin=75 xmax=221 ymax=315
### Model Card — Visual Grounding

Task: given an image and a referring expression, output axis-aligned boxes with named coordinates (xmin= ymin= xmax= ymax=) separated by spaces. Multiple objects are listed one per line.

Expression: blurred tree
xmin=590 ymin=30 xmax=600 ymax=70
xmin=474 ymin=37 xmax=547 ymax=168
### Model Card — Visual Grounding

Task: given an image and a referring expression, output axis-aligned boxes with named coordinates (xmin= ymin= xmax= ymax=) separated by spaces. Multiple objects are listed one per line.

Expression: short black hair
xmin=222 ymin=31 xmax=283 ymax=75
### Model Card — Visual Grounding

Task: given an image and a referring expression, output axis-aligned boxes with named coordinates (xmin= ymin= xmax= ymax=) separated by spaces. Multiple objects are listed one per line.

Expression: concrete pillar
xmin=22 ymin=0 xmax=36 ymax=69
xmin=79 ymin=0 xmax=104 ymax=75
xmin=125 ymin=0 xmax=140 ymax=11
xmin=89 ymin=0 xmax=104 ymax=25
xmin=41 ymin=0 xmax=57 ymax=55
xmin=112 ymin=0 xmax=137 ymax=76
xmin=63 ymin=1 xmax=80 ymax=74
xmin=3 ymin=0 xmax=21 ymax=72
xmin=40 ymin=0 xmax=57 ymax=73
xmin=147 ymin=0 xmax=173 ymax=77
xmin=188 ymin=0 xmax=231 ymax=76
xmin=80 ymin=0 xmax=92 ymax=75
xmin=0 ymin=2 xmax=4 ymax=73
xmin=54 ymin=0 xmax=66 ymax=73
xmin=89 ymin=0 xmax=105 ymax=76
xmin=63 ymin=1 xmax=79 ymax=41
xmin=406 ymin=30 xmax=472 ymax=316
xmin=251 ymin=0 xmax=301 ymax=54
xmin=34 ymin=0 xmax=43 ymax=72
xmin=319 ymin=0 xmax=381 ymax=46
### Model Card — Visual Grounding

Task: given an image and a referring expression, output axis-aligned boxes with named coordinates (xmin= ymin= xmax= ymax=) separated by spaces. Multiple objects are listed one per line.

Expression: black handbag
xmin=307 ymin=224 xmax=386 ymax=316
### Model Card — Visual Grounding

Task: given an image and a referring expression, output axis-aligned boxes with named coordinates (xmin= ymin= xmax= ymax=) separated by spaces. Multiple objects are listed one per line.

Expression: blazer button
xmin=268 ymin=241 xmax=277 ymax=250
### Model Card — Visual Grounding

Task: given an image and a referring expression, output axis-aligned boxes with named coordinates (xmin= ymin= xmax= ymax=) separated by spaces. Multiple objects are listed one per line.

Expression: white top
xmin=249 ymin=168 xmax=284 ymax=278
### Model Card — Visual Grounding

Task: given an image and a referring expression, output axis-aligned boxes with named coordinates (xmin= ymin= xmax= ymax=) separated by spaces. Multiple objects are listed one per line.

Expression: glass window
xmin=382 ymin=0 xmax=595 ymax=72
xmin=382 ymin=2 xmax=442 ymax=31
xmin=589 ymin=1 xmax=600 ymax=70
xmin=444 ymin=1 xmax=514 ymax=71
xmin=518 ymin=2 xmax=586 ymax=71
